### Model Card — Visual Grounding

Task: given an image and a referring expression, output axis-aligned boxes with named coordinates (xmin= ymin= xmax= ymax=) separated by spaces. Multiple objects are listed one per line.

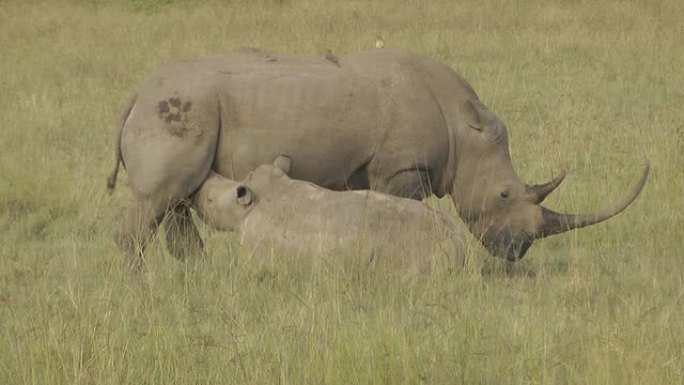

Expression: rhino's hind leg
xmin=116 ymin=195 xmax=169 ymax=272
xmin=117 ymin=90 xmax=220 ymax=269
xmin=164 ymin=202 xmax=204 ymax=261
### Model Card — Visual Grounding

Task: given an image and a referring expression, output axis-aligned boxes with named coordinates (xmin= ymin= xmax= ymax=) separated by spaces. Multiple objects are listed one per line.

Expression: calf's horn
xmin=536 ymin=164 xmax=649 ymax=238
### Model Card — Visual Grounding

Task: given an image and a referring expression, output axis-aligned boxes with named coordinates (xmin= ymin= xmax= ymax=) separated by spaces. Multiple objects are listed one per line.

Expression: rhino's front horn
xmin=526 ymin=170 xmax=567 ymax=204
xmin=536 ymin=164 xmax=649 ymax=238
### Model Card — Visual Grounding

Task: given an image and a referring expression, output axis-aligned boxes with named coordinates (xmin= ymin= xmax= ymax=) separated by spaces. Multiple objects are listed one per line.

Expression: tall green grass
xmin=1 ymin=0 xmax=682 ymax=383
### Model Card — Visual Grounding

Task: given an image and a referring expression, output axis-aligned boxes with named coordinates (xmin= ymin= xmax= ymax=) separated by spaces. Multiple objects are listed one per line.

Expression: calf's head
xmin=450 ymin=100 xmax=648 ymax=260
xmin=193 ymin=172 xmax=254 ymax=232
xmin=192 ymin=156 xmax=292 ymax=232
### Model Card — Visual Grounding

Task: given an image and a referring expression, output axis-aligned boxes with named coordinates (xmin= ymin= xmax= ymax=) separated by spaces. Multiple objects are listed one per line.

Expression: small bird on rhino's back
xmin=375 ymin=33 xmax=385 ymax=49
xmin=325 ymin=49 xmax=341 ymax=67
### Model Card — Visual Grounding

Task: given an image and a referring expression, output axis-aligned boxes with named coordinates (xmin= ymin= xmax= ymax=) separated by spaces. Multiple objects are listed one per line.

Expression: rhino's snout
xmin=508 ymin=238 xmax=532 ymax=260
xmin=483 ymin=230 xmax=534 ymax=261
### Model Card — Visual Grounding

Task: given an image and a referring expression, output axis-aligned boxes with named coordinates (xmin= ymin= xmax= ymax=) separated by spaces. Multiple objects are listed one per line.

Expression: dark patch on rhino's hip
xmin=157 ymin=97 xmax=194 ymax=136
xmin=158 ymin=98 xmax=193 ymax=123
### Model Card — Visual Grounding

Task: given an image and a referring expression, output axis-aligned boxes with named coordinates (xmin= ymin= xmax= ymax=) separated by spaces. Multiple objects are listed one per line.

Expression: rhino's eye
xmin=499 ymin=190 xmax=510 ymax=200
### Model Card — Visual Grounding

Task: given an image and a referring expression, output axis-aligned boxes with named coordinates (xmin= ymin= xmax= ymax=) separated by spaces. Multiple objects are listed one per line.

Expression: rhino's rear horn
xmin=525 ymin=170 xmax=566 ymax=204
xmin=536 ymin=164 xmax=649 ymax=238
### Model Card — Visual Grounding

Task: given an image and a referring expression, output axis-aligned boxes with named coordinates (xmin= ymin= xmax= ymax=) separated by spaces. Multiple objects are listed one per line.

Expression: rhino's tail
xmin=107 ymin=93 xmax=137 ymax=192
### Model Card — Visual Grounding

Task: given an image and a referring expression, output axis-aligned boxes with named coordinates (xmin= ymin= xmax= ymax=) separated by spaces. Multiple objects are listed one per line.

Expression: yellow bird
xmin=375 ymin=34 xmax=385 ymax=49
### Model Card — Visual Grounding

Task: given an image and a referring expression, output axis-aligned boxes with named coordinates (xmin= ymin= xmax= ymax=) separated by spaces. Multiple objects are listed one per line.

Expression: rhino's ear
xmin=465 ymin=99 xmax=503 ymax=137
xmin=464 ymin=99 xmax=483 ymax=132
xmin=235 ymin=185 xmax=253 ymax=206
xmin=273 ymin=155 xmax=291 ymax=175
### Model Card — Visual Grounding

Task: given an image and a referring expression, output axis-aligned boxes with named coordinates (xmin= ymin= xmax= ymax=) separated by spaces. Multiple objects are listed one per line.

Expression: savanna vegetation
xmin=1 ymin=0 xmax=683 ymax=383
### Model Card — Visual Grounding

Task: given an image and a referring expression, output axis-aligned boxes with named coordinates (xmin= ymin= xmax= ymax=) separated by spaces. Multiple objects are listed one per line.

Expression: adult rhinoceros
xmin=107 ymin=47 xmax=648 ymax=269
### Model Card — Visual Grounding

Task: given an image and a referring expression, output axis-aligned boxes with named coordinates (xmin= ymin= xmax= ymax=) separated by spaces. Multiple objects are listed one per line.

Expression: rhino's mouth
xmin=484 ymin=230 xmax=533 ymax=261
xmin=505 ymin=238 xmax=532 ymax=261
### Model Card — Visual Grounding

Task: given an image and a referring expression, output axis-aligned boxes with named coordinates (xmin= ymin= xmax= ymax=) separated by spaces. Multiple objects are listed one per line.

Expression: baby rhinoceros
xmin=193 ymin=158 xmax=468 ymax=272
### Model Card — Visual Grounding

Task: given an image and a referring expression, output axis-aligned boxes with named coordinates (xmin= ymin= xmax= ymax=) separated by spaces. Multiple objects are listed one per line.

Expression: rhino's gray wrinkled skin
xmin=108 ymin=48 xmax=648 ymax=270
xmin=193 ymin=161 xmax=466 ymax=271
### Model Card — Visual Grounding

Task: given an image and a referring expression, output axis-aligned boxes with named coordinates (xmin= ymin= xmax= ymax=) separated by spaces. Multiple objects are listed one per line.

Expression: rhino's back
xmin=220 ymin=50 xmax=387 ymax=186
xmin=133 ymin=48 xmax=465 ymax=192
xmin=211 ymin=49 xmax=457 ymax=189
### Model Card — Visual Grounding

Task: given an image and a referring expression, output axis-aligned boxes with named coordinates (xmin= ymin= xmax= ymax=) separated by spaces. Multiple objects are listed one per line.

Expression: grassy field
xmin=1 ymin=0 xmax=683 ymax=383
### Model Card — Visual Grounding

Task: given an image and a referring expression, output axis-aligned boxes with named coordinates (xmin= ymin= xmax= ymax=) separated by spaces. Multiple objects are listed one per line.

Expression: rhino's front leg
xmin=164 ymin=202 xmax=204 ymax=261
xmin=372 ymin=168 xmax=433 ymax=200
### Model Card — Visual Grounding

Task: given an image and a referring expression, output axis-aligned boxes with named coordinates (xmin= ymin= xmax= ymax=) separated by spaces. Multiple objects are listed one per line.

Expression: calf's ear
xmin=273 ymin=155 xmax=291 ymax=175
xmin=235 ymin=185 xmax=253 ymax=206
